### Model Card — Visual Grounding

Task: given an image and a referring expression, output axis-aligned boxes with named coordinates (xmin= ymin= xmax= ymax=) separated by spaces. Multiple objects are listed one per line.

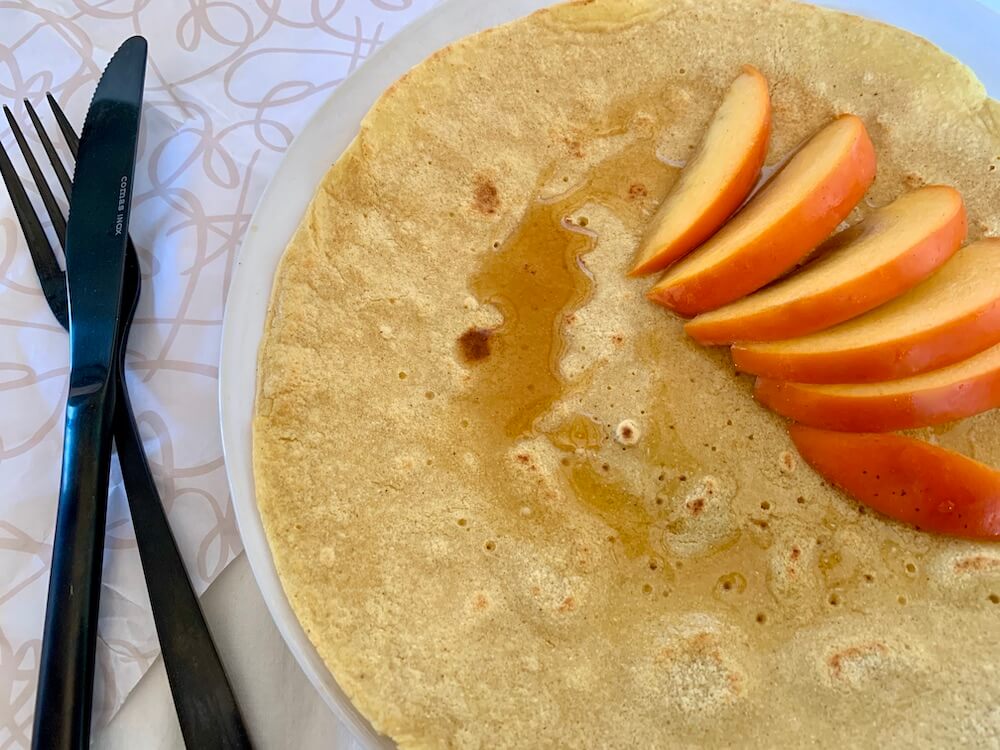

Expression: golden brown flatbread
xmin=254 ymin=1 xmax=1000 ymax=746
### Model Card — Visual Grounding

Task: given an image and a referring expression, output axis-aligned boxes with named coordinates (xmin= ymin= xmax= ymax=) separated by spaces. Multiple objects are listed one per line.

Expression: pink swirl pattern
xmin=0 ymin=1 xmax=438 ymax=744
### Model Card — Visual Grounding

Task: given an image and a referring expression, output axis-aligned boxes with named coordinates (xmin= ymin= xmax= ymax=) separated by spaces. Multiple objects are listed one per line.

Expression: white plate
xmin=219 ymin=1 xmax=1000 ymax=746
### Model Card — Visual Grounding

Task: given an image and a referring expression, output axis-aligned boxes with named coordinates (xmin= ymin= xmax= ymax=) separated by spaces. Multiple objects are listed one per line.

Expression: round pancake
xmin=253 ymin=0 xmax=1000 ymax=746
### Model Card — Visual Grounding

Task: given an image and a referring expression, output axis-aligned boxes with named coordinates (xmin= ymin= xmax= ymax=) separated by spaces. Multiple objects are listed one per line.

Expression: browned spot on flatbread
xmin=558 ymin=596 xmax=576 ymax=612
xmin=628 ymin=183 xmax=648 ymax=199
xmin=563 ymin=136 xmax=584 ymax=158
xmin=954 ymin=555 xmax=1000 ymax=574
xmin=687 ymin=497 xmax=705 ymax=515
xmin=458 ymin=327 xmax=493 ymax=362
xmin=473 ymin=594 xmax=490 ymax=611
xmin=827 ymin=642 xmax=889 ymax=680
xmin=573 ymin=541 xmax=594 ymax=573
xmin=778 ymin=451 xmax=796 ymax=473
xmin=656 ymin=632 xmax=745 ymax=698
xmin=473 ymin=175 xmax=500 ymax=214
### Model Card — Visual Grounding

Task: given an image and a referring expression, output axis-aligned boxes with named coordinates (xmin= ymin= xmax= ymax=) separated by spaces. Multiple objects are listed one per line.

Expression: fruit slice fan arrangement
xmin=632 ymin=68 xmax=1000 ymax=540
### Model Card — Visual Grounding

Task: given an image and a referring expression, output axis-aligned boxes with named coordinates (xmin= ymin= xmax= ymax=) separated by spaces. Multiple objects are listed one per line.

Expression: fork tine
xmin=3 ymin=106 xmax=66 ymax=249
xmin=25 ymin=99 xmax=72 ymax=200
xmin=0 ymin=135 xmax=68 ymax=328
xmin=47 ymin=94 xmax=80 ymax=159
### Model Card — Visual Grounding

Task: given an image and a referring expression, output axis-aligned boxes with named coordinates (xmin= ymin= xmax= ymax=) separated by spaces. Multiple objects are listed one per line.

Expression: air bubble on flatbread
xmin=662 ymin=475 xmax=739 ymax=557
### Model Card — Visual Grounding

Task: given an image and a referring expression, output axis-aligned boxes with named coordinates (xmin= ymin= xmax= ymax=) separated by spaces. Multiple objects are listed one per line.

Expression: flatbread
xmin=253 ymin=1 xmax=1000 ymax=746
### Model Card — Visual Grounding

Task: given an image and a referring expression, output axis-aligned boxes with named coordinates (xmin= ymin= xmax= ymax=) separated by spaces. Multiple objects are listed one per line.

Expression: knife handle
xmin=113 ymin=377 xmax=254 ymax=749
xmin=33 ymin=385 xmax=117 ymax=750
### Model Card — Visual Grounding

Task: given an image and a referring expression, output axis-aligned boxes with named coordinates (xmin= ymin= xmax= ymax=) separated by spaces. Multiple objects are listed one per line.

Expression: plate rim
xmin=218 ymin=1 xmax=1000 ymax=746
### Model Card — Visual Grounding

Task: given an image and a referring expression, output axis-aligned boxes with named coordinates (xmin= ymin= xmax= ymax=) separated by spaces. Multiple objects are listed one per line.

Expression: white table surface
xmin=16 ymin=0 xmax=1000 ymax=747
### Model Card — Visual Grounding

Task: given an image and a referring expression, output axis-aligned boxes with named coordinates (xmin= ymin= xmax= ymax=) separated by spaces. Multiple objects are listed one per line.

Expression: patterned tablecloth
xmin=0 ymin=2 xmax=436 ymax=744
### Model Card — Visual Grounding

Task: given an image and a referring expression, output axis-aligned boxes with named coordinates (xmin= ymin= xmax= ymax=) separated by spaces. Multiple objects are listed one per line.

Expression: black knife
xmin=32 ymin=36 xmax=147 ymax=750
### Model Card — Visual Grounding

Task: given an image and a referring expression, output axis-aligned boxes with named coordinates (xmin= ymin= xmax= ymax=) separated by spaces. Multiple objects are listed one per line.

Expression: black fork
xmin=1 ymin=95 xmax=252 ymax=749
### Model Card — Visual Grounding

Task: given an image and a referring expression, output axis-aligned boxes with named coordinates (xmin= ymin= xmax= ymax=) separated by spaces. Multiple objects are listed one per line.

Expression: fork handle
xmin=33 ymin=385 xmax=117 ymax=750
xmin=114 ymin=375 xmax=253 ymax=749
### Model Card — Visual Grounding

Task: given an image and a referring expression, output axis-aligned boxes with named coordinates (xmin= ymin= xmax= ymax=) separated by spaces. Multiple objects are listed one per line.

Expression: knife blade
xmin=32 ymin=36 xmax=147 ymax=750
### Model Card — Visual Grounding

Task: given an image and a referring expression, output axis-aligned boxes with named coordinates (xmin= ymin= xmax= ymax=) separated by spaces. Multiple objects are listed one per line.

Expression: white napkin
xmin=0 ymin=1 xmax=437 ymax=743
